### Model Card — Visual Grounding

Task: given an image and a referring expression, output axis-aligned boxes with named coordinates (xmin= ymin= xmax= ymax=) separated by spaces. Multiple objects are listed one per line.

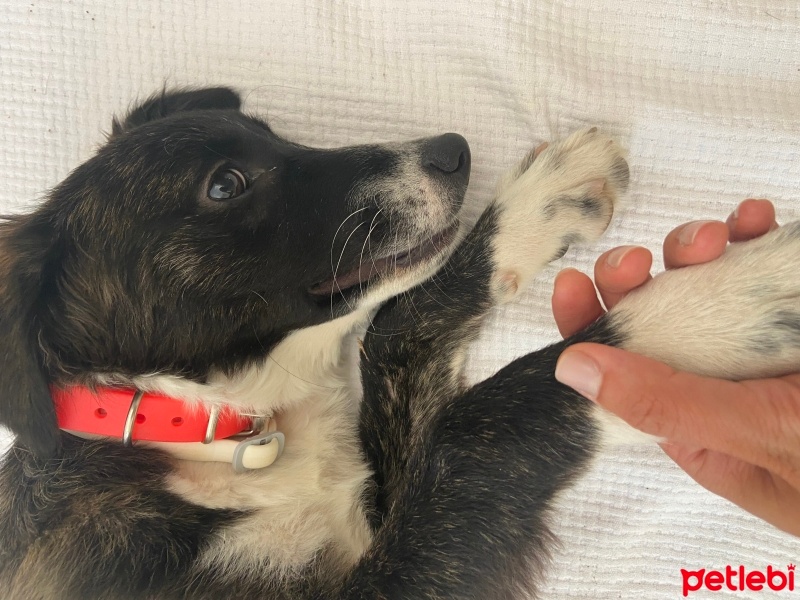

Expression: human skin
xmin=551 ymin=199 xmax=800 ymax=537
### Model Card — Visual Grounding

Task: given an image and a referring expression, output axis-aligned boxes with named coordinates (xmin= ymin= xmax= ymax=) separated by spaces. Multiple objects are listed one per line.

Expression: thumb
xmin=554 ymin=343 xmax=793 ymax=473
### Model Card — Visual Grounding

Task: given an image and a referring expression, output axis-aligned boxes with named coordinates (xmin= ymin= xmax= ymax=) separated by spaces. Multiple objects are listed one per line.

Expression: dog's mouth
xmin=309 ymin=222 xmax=459 ymax=297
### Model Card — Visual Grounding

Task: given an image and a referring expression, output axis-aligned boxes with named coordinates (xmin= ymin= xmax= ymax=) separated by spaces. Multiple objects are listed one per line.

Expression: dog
xmin=0 ymin=87 xmax=798 ymax=599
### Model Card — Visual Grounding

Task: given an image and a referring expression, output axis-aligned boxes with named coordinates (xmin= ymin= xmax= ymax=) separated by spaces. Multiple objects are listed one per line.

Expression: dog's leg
xmin=606 ymin=221 xmax=800 ymax=380
xmin=358 ymin=128 xmax=623 ymax=512
xmin=359 ymin=128 xmax=628 ymax=513
xmin=571 ymin=219 xmax=800 ymax=445
xmin=349 ymin=321 xmax=613 ymax=599
xmin=353 ymin=130 xmax=629 ymax=597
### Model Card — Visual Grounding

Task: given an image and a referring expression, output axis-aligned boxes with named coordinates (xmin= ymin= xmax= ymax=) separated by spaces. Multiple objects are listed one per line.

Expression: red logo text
xmin=681 ymin=565 xmax=795 ymax=596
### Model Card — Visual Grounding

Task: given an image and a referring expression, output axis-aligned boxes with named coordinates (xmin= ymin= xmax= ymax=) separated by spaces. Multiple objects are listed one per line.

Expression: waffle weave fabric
xmin=1 ymin=2 xmax=798 ymax=597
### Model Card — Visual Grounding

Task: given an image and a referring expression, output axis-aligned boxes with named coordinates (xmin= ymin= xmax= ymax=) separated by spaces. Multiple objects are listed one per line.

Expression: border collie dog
xmin=1 ymin=88 xmax=798 ymax=599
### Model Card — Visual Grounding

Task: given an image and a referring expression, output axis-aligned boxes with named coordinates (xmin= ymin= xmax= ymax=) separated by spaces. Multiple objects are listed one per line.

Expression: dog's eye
xmin=208 ymin=168 xmax=248 ymax=200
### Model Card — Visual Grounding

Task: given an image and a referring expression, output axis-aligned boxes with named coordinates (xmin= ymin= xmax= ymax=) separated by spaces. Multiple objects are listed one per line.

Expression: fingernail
xmin=555 ymin=351 xmax=602 ymax=401
xmin=605 ymin=245 xmax=636 ymax=269
xmin=677 ymin=220 xmax=713 ymax=246
xmin=554 ymin=267 xmax=580 ymax=283
xmin=727 ymin=206 xmax=739 ymax=229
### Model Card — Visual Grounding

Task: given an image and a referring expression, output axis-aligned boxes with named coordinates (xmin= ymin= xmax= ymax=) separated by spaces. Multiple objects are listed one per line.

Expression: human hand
xmin=551 ymin=199 xmax=800 ymax=537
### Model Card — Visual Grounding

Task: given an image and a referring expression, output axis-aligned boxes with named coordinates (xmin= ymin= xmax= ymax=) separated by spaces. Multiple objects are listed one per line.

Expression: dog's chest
xmin=165 ymin=383 xmax=373 ymax=575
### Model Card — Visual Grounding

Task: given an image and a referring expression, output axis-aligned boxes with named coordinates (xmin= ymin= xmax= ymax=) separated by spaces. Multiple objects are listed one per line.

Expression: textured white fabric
xmin=1 ymin=1 xmax=798 ymax=597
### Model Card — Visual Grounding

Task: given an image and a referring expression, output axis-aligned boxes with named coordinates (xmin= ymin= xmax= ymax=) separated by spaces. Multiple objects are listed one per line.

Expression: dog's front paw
xmin=614 ymin=221 xmax=800 ymax=380
xmin=492 ymin=128 xmax=629 ymax=301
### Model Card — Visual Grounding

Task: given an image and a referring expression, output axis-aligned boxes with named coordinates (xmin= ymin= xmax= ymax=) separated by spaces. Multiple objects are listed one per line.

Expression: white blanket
xmin=1 ymin=1 xmax=798 ymax=597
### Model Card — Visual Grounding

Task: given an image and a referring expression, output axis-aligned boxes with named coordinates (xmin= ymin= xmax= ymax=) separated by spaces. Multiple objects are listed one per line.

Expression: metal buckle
xmin=236 ymin=414 xmax=267 ymax=438
xmin=232 ymin=431 xmax=285 ymax=474
xmin=204 ymin=408 xmax=266 ymax=441
xmin=122 ymin=390 xmax=145 ymax=447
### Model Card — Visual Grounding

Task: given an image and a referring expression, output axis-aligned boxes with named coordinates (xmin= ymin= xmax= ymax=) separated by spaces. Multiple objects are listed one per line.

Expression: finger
xmin=662 ymin=444 xmax=800 ymax=537
xmin=663 ymin=220 xmax=730 ymax=269
xmin=551 ymin=268 xmax=604 ymax=338
xmin=726 ymin=198 xmax=778 ymax=242
xmin=554 ymin=344 xmax=800 ymax=480
xmin=593 ymin=246 xmax=652 ymax=309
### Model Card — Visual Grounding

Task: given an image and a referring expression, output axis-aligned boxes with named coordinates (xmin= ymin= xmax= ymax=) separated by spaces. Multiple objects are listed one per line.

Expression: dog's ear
xmin=111 ymin=86 xmax=242 ymax=136
xmin=0 ymin=214 xmax=61 ymax=458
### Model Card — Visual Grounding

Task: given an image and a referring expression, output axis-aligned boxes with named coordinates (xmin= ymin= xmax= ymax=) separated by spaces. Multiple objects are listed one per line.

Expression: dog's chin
xmin=309 ymin=221 xmax=460 ymax=300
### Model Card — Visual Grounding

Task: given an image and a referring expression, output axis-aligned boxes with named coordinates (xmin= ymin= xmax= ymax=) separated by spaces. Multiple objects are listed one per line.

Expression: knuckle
xmin=758 ymin=380 xmax=800 ymax=483
xmin=620 ymin=386 xmax=672 ymax=437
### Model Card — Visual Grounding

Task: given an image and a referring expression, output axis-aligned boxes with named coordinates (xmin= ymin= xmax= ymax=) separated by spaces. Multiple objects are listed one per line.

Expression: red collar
xmin=52 ymin=385 xmax=257 ymax=444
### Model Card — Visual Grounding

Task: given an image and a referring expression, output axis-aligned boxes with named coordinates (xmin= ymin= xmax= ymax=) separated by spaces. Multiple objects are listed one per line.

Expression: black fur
xmin=0 ymin=438 xmax=243 ymax=599
xmin=0 ymin=213 xmax=64 ymax=457
xmin=0 ymin=87 xmax=623 ymax=599
xmin=111 ymin=87 xmax=242 ymax=136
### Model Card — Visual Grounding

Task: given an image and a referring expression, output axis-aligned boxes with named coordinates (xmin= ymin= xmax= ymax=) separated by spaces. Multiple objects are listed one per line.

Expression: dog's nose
xmin=420 ymin=133 xmax=470 ymax=175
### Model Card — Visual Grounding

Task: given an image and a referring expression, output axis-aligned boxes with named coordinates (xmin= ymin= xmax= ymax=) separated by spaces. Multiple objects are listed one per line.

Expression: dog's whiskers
xmin=332 ymin=221 xmax=367 ymax=315
xmin=358 ymin=208 xmax=384 ymax=297
xmin=328 ymin=207 xmax=370 ymax=317
xmin=330 ymin=207 xmax=369 ymax=278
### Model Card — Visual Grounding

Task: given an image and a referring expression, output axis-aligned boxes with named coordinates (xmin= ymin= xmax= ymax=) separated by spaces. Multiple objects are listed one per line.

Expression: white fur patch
xmin=133 ymin=313 xmax=376 ymax=577
xmin=491 ymin=128 xmax=628 ymax=303
xmin=611 ymin=222 xmax=800 ymax=381
xmin=346 ymin=140 xmax=459 ymax=242
xmin=593 ymin=405 xmax=660 ymax=447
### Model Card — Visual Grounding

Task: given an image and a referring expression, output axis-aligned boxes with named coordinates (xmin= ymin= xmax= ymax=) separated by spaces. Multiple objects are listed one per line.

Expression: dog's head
xmin=0 ymin=87 xmax=470 ymax=457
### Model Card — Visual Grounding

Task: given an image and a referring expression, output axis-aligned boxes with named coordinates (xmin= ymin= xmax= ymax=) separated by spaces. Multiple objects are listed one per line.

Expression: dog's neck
xmin=92 ymin=307 xmax=371 ymax=424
